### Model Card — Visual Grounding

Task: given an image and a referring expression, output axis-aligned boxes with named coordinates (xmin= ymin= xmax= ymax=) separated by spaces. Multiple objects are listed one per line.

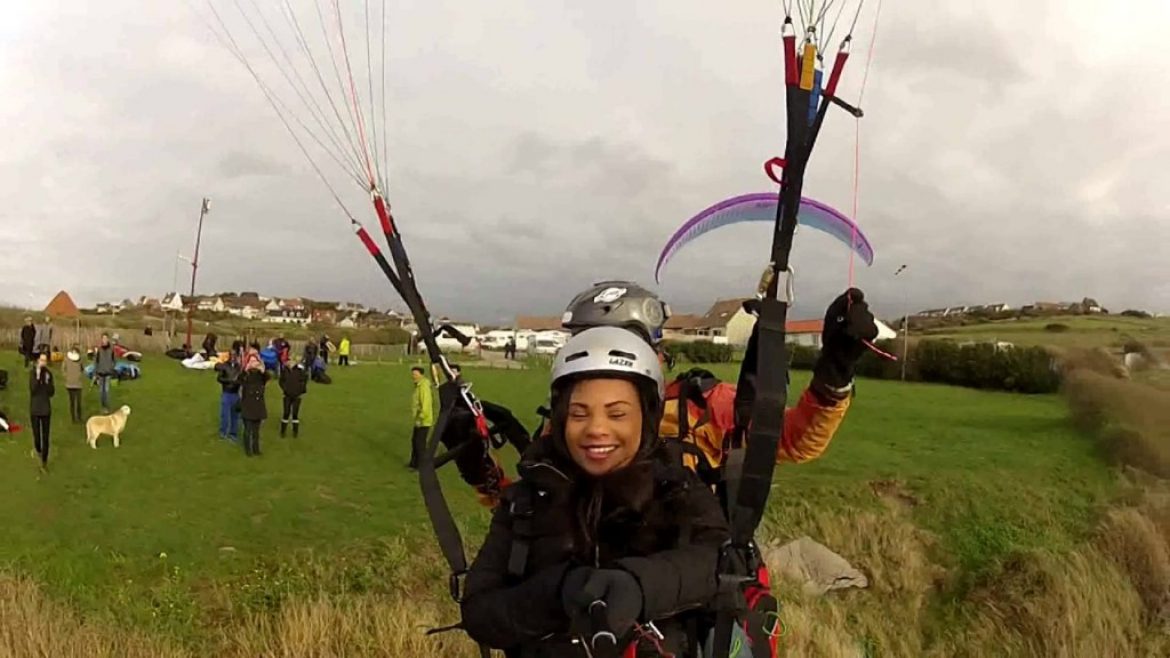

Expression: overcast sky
xmin=2 ymin=1 xmax=1166 ymax=324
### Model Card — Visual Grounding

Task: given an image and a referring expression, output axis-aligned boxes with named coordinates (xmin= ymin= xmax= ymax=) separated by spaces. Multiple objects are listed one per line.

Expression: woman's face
xmin=564 ymin=378 xmax=643 ymax=477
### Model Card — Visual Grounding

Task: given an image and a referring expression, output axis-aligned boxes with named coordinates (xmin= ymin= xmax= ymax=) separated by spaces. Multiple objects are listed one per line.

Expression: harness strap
xmin=417 ymin=380 xmax=495 ymax=657
xmin=506 ymin=486 xmax=535 ymax=579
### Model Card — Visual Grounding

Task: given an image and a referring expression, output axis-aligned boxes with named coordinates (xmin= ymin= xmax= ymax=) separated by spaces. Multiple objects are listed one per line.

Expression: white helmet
xmin=551 ymin=326 xmax=664 ymax=401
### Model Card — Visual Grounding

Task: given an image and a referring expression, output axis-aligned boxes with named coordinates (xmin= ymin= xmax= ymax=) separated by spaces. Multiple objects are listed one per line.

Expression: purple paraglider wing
xmin=654 ymin=192 xmax=874 ymax=283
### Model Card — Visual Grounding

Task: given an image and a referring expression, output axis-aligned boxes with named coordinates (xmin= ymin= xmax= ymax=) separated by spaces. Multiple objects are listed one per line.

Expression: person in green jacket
xmin=408 ymin=366 xmax=434 ymax=469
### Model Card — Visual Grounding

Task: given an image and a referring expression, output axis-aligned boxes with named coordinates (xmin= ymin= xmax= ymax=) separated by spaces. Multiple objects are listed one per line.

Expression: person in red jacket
xmin=450 ymin=281 xmax=877 ymax=508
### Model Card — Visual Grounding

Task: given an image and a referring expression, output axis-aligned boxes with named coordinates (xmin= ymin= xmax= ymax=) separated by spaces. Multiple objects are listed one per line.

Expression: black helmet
xmin=561 ymin=281 xmax=670 ymax=344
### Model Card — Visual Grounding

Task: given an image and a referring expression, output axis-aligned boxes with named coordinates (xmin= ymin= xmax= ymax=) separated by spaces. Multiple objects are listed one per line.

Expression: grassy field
xmin=0 ymin=350 xmax=1159 ymax=656
xmin=919 ymin=314 xmax=1170 ymax=351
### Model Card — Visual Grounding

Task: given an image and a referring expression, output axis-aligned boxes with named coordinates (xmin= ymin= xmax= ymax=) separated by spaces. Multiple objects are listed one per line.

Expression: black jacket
xmin=93 ymin=345 xmax=117 ymax=376
xmin=279 ymin=366 xmax=309 ymax=398
xmin=239 ymin=369 xmax=269 ymax=420
xmin=216 ymin=361 xmax=242 ymax=394
xmin=29 ymin=367 xmax=55 ymax=417
xmin=461 ymin=438 xmax=729 ymax=657
xmin=20 ymin=325 xmax=35 ymax=352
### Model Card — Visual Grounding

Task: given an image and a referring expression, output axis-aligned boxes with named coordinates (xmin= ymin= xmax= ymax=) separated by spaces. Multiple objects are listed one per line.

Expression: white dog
xmin=85 ymin=405 xmax=132 ymax=448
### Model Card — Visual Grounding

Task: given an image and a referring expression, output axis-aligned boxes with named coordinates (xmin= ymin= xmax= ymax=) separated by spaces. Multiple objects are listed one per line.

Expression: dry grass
xmin=224 ymin=595 xmax=479 ymax=658
xmin=0 ymin=577 xmax=188 ymax=658
xmin=4 ymin=503 xmax=1167 ymax=658
xmin=1060 ymin=354 xmax=1170 ymax=478
xmin=760 ymin=490 xmax=1170 ymax=658
xmin=1096 ymin=483 xmax=1170 ymax=631
xmin=762 ymin=507 xmax=944 ymax=657
xmin=951 ymin=547 xmax=1152 ymax=658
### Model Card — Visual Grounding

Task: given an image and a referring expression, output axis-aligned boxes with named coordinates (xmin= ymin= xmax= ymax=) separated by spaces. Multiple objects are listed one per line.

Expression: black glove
xmin=813 ymin=288 xmax=880 ymax=394
xmin=561 ymin=567 xmax=643 ymax=640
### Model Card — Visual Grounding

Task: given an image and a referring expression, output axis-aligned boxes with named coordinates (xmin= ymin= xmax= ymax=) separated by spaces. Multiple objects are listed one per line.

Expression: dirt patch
xmin=869 ymin=479 xmax=921 ymax=511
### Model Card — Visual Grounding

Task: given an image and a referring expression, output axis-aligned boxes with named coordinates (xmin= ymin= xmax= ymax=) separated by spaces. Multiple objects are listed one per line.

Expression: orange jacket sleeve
xmin=660 ymin=381 xmax=850 ymax=469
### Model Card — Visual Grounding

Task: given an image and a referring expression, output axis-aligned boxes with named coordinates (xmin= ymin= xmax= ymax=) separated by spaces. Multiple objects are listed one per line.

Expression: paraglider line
xmin=200 ymin=0 xmax=367 ymax=196
xmin=313 ymin=0 xmax=370 ymax=184
xmin=234 ymin=0 xmax=367 ymax=185
xmin=363 ymin=0 xmax=384 ymax=191
xmin=823 ymin=0 xmax=850 ymax=51
xmin=333 ymin=0 xmax=377 ymax=188
xmin=279 ymin=0 xmax=373 ymax=187
xmin=847 ymin=0 xmax=882 ymax=288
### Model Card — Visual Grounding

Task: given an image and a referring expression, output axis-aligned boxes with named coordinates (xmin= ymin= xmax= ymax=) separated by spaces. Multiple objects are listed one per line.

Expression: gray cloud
xmin=1 ymin=0 xmax=1166 ymax=324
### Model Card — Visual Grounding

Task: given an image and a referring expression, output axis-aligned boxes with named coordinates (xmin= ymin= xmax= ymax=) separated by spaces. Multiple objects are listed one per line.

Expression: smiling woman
xmin=459 ymin=326 xmax=729 ymax=657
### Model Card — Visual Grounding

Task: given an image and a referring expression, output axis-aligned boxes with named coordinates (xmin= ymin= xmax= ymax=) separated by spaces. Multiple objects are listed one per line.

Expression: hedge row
xmin=661 ymin=340 xmax=735 ymax=364
xmin=791 ymin=339 xmax=1061 ymax=394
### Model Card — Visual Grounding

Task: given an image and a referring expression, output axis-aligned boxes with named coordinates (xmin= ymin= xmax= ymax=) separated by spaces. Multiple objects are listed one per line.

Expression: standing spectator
xmin=202 ymin=332 xmax=218 ymax=358
xmin=29 ymin=353 xmax=54 ymax=472
xmin=274 ymin=336 xmax=291 ymax=373
xmin=239 ymin=349 xmax=269 ymax=457
xmin=319 ymin=335 xmax=335 ymax=365
xmin=215 ymin=352 xmax=243 ymax=441
xmin=19 ymin=317 xmax=35 ymax=367
xmin=62 ymin=345 xmax=85 ymax=424
xmin=338 ymin=335 xmax=351 ymax=367
xmin=34 ymin=317 xmax=54 ymax=356
xmin=302 ymin=339 xmax=319 ymax=367
xmin=279 ymin=362 xmax=309 ymax=437
xmin=92 ymin=334 xmax=117 ymax=413
xmin=408 ymin=366 xmax=434 ymax=469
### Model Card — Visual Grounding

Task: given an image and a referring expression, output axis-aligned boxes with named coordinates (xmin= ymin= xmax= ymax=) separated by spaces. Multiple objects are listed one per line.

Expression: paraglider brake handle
xmin=829 ymin=95 xmax=864 ymax=118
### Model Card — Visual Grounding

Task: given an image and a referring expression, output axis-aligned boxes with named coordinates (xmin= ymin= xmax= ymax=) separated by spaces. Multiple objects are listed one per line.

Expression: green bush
xmin=855 ymin=339 xmax=906 ymax=380
xmin=788 ymin=343 xmax=819 ymax=370
xmin=911 ymin=340 xmax=1059 ymax=393
xmin=1045 ymin=323 xmax=1070 ymax=332
xmin=661 ymin=340 xmax=734 ymax=364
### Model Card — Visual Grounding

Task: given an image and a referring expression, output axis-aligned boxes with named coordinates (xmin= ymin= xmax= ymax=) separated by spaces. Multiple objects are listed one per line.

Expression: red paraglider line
xmin=332 ymin=0 xmax=376 ymax=189
xmin=848 ymin=0 xmax=883 ymax=291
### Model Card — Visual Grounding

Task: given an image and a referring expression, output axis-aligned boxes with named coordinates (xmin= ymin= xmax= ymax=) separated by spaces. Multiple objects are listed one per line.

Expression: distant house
xmin=230 ymin=292 xmax=264 ymax=319
xmin=44 ymin=290 xmax=81 ymax=319
xmin=699 ymin=299 xmax=755 ymax=346
xmin=95 ymin=303 xmax=114 ymax=314
xmin=786 ymin=319 xmax=825 ymax=348
xmin=661 ymin=314 xmax=707 ymax=342
xmin=162 ymin=293 xmax=186 ymax=313
xmin=263 ymin=308 xmax=310 ymax=325
xmin=195 ymin=296 xmax=219 ymax=312
xmin=361 ymin=311 xmax=402 ymax=328
xmin=338 ymin=313 xmax=359 ymax=329
xmin=311 ymin=304 xmax=339 ymax=325
xmin=919 ymin=308 xmax=948 ymax=318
